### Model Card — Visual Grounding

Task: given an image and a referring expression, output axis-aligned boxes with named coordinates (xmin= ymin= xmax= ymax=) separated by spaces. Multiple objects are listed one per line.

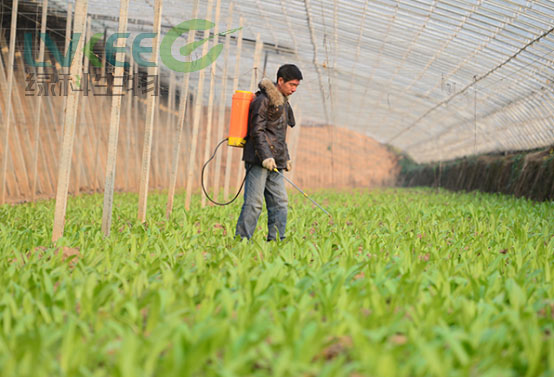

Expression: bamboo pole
xmin=74 ymin=15 xmax=91 ymax=196
xmin=250 ymin=35 xmax=263 ymax=91
xmin=86 ymin=85 xmax=104 ymax=190
xmin=153 ymin=96 xmax=161 ymax=186
xmin=101 ymin=0 xmax=130 ymax=237
xmin=124 ymin=55 xmax=134 ymax=191
xmin=31 ymin=0 xmax=49 ymax=200
xmin=76 ymin=96 xmax=94 ymax=194
xmin=165 ymin=0 xmax=200 ymax=218
xmin=200 ymin=0 xmax=222 ymax=208
xmin=223 ymin=16 xmax=243 ymax=200
xmin=184 ymin=0 xmax=215 ymax=210
xmin=52 ymin=0 xmax=88 ymax=242
xmin=137 ymin=0 xmax=163 ymax=222
xmin=0 ymin=0 xmax=19 ymax=204
xmin=212 ymin=3 xmax=233 ymax=202
xmin=101 ymin=29 xmax=107 ymax=79
xmin=60 ymin=2 xmax=73 ymax=139
xmin=233 ymin=33 xmax=262 ymax=192
xmin=166 ymin=70 xmax=175 ymax=185
xmin=132 ymin=62 xmax=141 ymax=189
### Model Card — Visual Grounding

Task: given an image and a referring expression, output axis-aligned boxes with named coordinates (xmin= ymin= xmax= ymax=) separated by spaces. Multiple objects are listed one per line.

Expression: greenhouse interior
xmin=0 ymin=0 xmax=553 ymax=375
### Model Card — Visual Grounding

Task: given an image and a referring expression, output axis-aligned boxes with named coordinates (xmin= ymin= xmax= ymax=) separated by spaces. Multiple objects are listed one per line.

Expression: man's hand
xmin=262 ymin=158 xmax=277 ymax=171
xmin=286 ymin=160 xmax=292 ymax=171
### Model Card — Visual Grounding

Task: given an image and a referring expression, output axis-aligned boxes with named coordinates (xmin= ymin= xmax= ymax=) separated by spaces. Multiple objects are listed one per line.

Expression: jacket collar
xmin=259 ymin=78 xmax=286 ymax=106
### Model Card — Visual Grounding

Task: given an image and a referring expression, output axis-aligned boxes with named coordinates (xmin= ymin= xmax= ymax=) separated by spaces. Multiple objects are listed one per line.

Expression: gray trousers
xmin=235 ymin=163 xmax=288 ymax=241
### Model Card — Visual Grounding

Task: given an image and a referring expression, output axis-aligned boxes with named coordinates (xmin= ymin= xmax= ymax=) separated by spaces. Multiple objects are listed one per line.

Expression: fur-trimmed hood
xmin=258 ymin=78 xmax=286 ymax=106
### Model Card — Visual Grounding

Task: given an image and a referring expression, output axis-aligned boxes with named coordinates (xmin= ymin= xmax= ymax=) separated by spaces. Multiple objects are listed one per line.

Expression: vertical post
xmin=52 ymin=0 xmax=88 ymax=242
xmin=212 ymin=3 xmax=233 ymax=201
xmin=165 ymin=0 xmax=199 ymax=218
xmin=101 ymin=28 xmax=107 ymax=79
xmin=60 ymin=2 xmax=73 ymax=138
xmin=234 ymin=33 xmax=262 ymax=192
xmin=156 ymin=102 xmax=162 ymax=185
xmin=200 ymin=0 xmax=222 ymax=208
xmin=166 ymin=70 xmax=176 ymax=185
xmin=223 ymin=16 xmax=243 ymax=200
xmin=124 ymin=54 xmax=134 ymax=191
xmin=101 ymin=0 xmax=130 ymax=237
xmin=133 ymin=62 xmax=141 ymax=189
xmin=137 ymin=0 xmax=163 ymax=222
xmin=31 ymin=0 xmax=49 ymax=201
xmin=184 ymin=0 xmax=215 ymax=210
xmin=0 ymin=0 xmax=19 ymax=205
xmin=151 ymin=99 xmax=160 ymax=186
xmin=250 ymin=34 xmax=263 ymax=91
xmin=74 ymin=15 xmax=91 ymax=196
xmin=91 ymin=93 xmax=103 ymax=190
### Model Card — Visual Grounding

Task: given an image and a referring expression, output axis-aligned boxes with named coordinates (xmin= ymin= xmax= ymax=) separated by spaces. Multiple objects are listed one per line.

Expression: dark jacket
xmin=242 ymin=78 xmax=296 ymax=169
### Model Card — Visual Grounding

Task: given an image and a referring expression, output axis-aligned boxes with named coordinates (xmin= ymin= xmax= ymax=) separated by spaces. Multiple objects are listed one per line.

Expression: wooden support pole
xmin=137 ymin=0 xmax=163 ymax=222
xmin=234 ymin=33 xmax=262 ymax=193
xmin=52 ymin=0 xmax=88 ymax=242
xmin=153 ymin=96 xmax=161 ymax=186
xmin=132 ymin=62 xmax=141 ymax=189
xmin=74 ymin=15 xmax=90 ymax=196
xmin=250 ymin=34 xmax=263 ymax=91
xmin=0 ymin=0 xmax=19 ymax=205
xmin=124 ymin=54 xmax=134 ymax=191
xmin=184 ymin=0 xmax=215 ymax=210
xmin=86 ymin=87 xmax=103 ymax=190
xmin=212 ymin=3 xmax=233 ymax=202
xmin=60 ymin=2 xmax=73 ymax=139
xmin=101 ymin=29 xmax=107 ymax=79
xmin=223 ymin=16 xmax=243 ymax=201
xmin=101 ymin=0 xmax=130 ymax=237
xmin=200 ymin=0 xmax=222 ymax=208
xmin=165 ymin=0 xmax=199 ymax=218
xmin=166 ymin=70 xmax=175 ymax=185
xmin=31 ymin=0 xmax=49 ymax=201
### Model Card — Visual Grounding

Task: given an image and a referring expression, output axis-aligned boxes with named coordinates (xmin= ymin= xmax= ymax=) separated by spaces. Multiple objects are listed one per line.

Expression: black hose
xmin=201 ymin=138 xmax=251 ymax=206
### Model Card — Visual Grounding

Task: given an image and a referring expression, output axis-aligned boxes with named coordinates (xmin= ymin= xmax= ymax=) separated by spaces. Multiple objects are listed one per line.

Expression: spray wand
xmin=273 ymin=169 xmax=331 ymax=218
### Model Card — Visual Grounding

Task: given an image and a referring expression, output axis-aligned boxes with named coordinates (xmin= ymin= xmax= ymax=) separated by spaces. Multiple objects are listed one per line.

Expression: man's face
xmin=277 ymin=78 xmax=300 ymax=97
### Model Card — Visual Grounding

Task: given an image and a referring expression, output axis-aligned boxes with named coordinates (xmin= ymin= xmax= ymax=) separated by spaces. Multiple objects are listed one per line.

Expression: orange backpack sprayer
xmin=228 ymin=91 xmax=255 ymax=148
xmin=201 ymin=90 xmax=255 ymax=206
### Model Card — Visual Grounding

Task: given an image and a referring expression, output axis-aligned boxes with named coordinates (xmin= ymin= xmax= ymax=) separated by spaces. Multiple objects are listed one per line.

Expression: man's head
xmin=276 ymin=64 xmax=302 ymax=97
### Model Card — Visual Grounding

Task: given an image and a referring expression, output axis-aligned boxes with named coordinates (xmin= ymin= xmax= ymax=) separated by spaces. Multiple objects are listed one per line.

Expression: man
xmin=235 ymin=64 xmax=303 ymax=241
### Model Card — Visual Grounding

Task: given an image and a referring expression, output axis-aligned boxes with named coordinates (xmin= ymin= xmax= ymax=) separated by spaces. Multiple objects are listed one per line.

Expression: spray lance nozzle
xmin=273 ymin=169 xmax=331 ymax=218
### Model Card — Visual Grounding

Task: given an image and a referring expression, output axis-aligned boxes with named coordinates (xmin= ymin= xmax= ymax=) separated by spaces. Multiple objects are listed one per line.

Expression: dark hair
xmin=277 ymin=64 xmax=303 ymax=82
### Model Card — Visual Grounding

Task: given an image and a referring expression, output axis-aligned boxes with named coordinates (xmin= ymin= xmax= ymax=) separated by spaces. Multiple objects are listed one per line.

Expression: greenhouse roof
xmin=44 ymin=0 xmax=554 ymax=162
